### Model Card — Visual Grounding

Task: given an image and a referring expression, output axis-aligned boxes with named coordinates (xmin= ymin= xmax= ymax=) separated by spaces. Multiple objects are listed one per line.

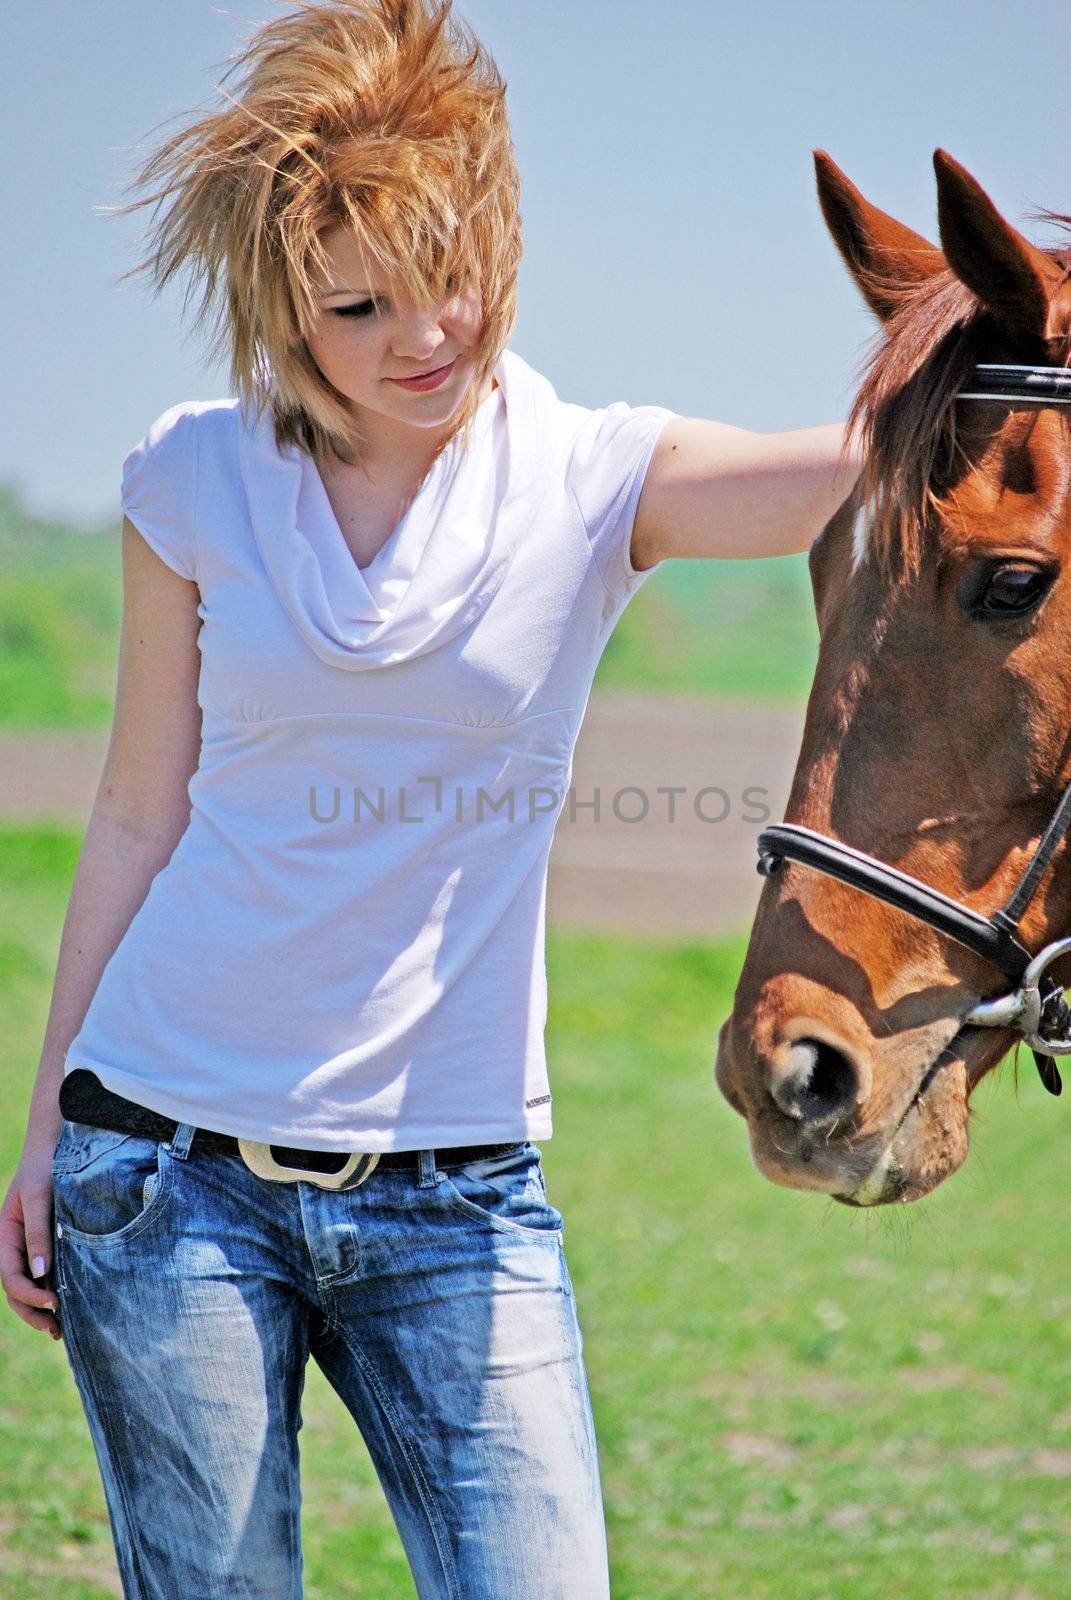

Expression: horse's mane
xmin=845 ymin=211 xmax=1071 ymax=581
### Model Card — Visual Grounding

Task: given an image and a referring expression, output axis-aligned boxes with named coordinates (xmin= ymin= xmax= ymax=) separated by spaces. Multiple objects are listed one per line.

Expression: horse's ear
xmin=933 ymin=149 xmax=1071 ymax=345
xmin=813 ymin=150 xmax=945 ymax=324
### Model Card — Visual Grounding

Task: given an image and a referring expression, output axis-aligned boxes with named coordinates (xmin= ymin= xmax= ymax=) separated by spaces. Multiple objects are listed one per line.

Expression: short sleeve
xmin=564 ymin=400 xmax=678 ymax=600
xmin=120 ymin=403 xmax=201 ymax=582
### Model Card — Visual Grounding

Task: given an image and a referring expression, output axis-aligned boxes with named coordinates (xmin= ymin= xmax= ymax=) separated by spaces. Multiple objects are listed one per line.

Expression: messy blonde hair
xmin=103 ymin=0 xmax=522 ymax=466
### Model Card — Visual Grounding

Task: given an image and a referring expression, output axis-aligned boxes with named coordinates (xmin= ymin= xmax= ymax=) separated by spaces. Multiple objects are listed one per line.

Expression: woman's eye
xmin=333 ymin=298 xmax=381 ymax=320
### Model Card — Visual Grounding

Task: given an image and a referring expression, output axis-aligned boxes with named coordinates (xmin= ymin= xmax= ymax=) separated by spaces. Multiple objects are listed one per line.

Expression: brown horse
xmin=714 ymin=149 xmax=1071 ymax=1207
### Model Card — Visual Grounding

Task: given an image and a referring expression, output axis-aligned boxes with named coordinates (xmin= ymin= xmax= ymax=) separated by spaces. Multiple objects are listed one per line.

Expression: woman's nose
xmin=391 ymin=309 xmax=447 ymax=361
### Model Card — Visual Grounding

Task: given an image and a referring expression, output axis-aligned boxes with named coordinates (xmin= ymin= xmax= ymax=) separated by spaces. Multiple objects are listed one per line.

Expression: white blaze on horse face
xmin=849 ymin=499 xmax=871 ymax=577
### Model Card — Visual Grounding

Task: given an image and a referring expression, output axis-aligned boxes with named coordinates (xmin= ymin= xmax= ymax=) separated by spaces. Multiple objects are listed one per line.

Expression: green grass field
xmin=0 ymin=485 xmax=819 ymax=727
xmin=2 ymin=825 xmax=1069 ymax=1599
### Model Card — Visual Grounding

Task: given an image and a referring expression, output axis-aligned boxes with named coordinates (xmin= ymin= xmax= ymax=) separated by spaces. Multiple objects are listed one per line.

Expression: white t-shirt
xmin=64 ymin=347 xmax=678 ymax=1151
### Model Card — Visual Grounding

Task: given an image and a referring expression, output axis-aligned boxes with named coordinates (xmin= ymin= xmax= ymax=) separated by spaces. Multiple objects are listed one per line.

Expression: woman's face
xmin=306 ymin=225 xmax=486 ymax=445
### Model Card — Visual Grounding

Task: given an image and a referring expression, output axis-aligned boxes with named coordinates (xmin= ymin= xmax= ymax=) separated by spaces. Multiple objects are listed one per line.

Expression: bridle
xmin=756 ymin=363 xmax=1071 ymax=1097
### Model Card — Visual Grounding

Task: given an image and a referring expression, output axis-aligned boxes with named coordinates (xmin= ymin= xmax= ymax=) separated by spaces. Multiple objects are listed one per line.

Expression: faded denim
xmin=51 ymin=1118 xmax=610 ymax=1599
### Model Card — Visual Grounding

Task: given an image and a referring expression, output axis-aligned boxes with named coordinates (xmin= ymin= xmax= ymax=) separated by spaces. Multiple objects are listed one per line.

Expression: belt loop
xmin=167 ymin=1121 xmax=197 ymax=1161
xmin=417 ymin=1149 xmax=440 ymax=1189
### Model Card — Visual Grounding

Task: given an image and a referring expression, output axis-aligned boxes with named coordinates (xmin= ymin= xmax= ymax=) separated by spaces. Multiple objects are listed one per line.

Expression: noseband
xmin=756 ymin=363 xmax=1071 ymax=1096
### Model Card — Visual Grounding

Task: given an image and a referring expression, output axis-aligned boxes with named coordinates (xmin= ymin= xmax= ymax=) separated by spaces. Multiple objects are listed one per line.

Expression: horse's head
xmin=715 ymin=150 xmax=1071 ymax=1206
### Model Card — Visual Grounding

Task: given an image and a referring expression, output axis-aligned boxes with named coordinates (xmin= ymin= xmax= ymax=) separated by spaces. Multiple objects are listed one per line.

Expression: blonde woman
xmin=0 ymin=1 xmax=860 ymax=1593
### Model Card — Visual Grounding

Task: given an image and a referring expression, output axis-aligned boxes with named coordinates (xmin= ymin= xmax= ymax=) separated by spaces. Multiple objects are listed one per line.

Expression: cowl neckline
xmin=238 ymin=347 xmax=553 ymax=672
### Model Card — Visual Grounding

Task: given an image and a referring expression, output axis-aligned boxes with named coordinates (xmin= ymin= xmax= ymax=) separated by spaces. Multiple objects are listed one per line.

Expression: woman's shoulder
xmin=508 ymin=350 xmax=674 ymax=455
xmin=124 ymin=399 xmax=244 ymax=490
xmin=121 ymin=400 xmax=245 ymax=583
xmin=126 ymin=399 xmax=250 ymax=507
xmin=132 ymin=396 xmax=242 ymax=450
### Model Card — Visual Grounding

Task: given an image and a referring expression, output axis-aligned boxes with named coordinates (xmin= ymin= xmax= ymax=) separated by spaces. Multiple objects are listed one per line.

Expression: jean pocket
xmin=439 ymin=1143 xmax=565 ymax=1240
xmin=52 ymin=1119 xmax=174 ymax=1246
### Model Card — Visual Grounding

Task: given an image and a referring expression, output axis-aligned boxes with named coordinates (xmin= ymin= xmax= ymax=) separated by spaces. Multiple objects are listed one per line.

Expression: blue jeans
xmin=51 ymin=1119 xmax=610 ymax=1599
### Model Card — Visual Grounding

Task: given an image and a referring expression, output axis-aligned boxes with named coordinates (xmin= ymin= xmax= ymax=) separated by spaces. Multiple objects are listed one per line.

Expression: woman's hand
xmin=1 ymin=1141 xmax=63 ymax=1340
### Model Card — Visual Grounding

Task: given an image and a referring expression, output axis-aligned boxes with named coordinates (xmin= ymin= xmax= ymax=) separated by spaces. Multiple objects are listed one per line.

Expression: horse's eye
xmin=982 ymin=564 xmax=1053 ymax=615
xmin=959 ymin=561 xmax=1055 ymax=620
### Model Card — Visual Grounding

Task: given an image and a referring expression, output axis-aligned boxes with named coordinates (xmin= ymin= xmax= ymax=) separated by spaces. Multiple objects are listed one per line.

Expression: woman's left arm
xmin=632 ymin=418 xmax=865 ymax=569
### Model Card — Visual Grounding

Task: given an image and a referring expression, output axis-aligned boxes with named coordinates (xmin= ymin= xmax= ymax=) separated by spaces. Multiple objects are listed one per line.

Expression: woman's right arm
xmin=1 ymin=517 xmax=202 ymax=1338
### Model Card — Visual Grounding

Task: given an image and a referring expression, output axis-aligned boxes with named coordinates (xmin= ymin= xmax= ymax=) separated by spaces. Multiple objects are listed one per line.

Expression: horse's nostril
xmin=769 ymin=1036 xmax=862 ymax=1126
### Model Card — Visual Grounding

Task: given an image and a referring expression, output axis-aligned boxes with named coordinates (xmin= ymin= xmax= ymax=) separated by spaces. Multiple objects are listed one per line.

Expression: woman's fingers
xmin=0 ymin=1178 xmax=62 ymax=1336
xmin=3 ymin=1290 xmax=62 ymax=1339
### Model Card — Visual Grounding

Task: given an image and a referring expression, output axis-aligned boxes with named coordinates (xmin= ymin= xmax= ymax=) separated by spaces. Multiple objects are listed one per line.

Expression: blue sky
xmin=5 ymin=0 xmax=1069 ymax=524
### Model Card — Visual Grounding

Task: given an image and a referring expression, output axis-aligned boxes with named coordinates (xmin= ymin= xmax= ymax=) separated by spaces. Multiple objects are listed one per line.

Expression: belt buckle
xmin=236 ymin=1139 xmax=380 ymax=1191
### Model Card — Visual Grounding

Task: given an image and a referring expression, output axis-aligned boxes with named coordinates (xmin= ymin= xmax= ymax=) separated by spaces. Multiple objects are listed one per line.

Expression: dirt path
xmin=0 ymin=692 xmax=806 ymax=940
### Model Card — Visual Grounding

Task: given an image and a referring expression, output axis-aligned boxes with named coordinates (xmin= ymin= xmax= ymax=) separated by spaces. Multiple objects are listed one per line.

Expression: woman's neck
xmin=333 ymin=374 xmax=498 ymax=482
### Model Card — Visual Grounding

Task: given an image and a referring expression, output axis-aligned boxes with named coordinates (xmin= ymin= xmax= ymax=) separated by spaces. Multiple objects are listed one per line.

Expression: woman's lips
xmin=389 ymin=359 xmax=456 ymax=392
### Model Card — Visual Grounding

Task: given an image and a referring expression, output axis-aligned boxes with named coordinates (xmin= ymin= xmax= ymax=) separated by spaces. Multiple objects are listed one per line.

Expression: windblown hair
xmin=845 ymin=219 xmax=1071 ymax=582
xmin=102 ymin=0 xmax=522 ymax=466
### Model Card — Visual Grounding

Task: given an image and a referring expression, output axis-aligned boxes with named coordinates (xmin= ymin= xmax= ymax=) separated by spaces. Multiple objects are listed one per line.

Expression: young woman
xmin=0 ymin=1 xmax=861 ymax=1594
